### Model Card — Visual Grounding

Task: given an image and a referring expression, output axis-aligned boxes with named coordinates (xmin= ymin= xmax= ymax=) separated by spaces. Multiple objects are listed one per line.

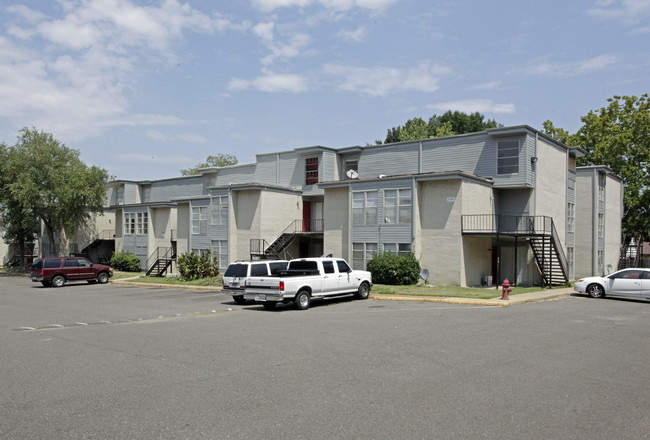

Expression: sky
xmin=1 ymin=0 xmax=648 ymax=181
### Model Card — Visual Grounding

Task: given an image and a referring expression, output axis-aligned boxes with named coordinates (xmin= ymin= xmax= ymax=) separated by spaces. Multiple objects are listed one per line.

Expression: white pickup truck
xmin=243 ymin=257 xmax=372 ymax=310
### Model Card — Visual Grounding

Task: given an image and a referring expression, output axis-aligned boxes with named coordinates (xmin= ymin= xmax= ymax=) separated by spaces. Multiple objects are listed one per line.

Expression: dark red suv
xmin=31 ymin=257 xmax=113 ymax=287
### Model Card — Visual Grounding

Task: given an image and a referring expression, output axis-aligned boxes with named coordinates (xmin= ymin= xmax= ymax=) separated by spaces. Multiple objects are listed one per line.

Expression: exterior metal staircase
xmin=250 ymin=219 xmax=323 ymax=260
xmin=77 ymin=229 xmax=115 ymax=259
xmin=146 ymin=246 xmax=176 ymax=277
xmin=462 ymin=215 xmax=569 ymax=287
xmin=618 ymin=238 xmax=643 ymax=270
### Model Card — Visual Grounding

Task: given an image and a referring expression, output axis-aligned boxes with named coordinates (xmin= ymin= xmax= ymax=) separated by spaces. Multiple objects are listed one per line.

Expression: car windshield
xmin=224 ymin=264 xmax=248 ymax=277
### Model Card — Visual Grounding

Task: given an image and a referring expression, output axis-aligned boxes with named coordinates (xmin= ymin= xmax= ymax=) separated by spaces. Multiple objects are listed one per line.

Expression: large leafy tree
xmin=381 ymin=111 xmax=501 ymax=144
xmin=543 ymin=94 xmax=650 ymax=240
xmin=1 ymin=128 xmax=110 ymax=257
xmin=180 ymin=153 xmax=238 ymax=176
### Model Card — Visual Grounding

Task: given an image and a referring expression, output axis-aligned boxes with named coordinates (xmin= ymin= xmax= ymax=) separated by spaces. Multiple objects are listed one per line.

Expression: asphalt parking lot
xmin=2 ymin=275 xmax=650 ymax=439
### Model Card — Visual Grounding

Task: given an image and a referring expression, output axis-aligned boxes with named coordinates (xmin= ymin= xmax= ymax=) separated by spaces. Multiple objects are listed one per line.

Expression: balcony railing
xmin=461 ymin=215 xmax=555 ymax=235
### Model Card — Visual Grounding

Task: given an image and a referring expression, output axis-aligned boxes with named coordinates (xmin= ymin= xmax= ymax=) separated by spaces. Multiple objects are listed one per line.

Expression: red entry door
xmin=303 ymin=201 xmax=311 ymax=232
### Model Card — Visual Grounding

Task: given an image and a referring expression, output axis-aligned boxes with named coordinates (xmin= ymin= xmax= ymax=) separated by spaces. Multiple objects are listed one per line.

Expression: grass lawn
xmin=116 ymin=272 xmax=223 ymax=287
xmin=372 ymin=282 xmax=561 ymax=299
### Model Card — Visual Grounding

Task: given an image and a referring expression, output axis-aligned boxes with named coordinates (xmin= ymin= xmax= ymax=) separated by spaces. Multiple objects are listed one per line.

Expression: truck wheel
xmin=52 ymin=275 xmax=66 ymax=288
xmin=262 ymin=302 xmax=277 ymax=310
xmin=97 ymin=272 xmax=109 ymax=284
xmin=233 ymin=295 xmax=246 ymax=304
xmin=295 ymin=291 xmax=311 ymax=310
xmin=356 ymin=282 xmax=370 ymax=300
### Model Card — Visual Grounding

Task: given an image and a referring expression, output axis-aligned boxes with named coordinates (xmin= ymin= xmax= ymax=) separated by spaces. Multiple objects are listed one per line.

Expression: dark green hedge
xmin=110 ymin=251 xmax=141 ymax=272
xmin=367 ymin=252 xmax=421 ymax=285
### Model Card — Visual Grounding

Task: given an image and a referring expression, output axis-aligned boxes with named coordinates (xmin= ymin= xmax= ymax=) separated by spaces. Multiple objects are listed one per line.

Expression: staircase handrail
xmin=146 ymin=246 xmax=175 ymax=273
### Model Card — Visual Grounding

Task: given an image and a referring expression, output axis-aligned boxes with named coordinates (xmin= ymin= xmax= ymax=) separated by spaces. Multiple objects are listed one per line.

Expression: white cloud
xmin=228 ymin=70 xmax=309 ymax=92
xmin=146 ymin=130 xmax=209 ymax=144
xmin=427 ymin=99 xmax=516 ymax=114
xmin=336 ymin=26 xmax=367 ymax=42
xmin=588 ymin=0 xmax=650 ymax=23
xmin=0 ymin=0 xmax=228 ymax=142
xmin=252 ymin=0 xmax=398 ymax=11
xmin=324 ymin=61 xmax=451 ymax=96
xmin=525 ymin=54 xmax=619 ymax=77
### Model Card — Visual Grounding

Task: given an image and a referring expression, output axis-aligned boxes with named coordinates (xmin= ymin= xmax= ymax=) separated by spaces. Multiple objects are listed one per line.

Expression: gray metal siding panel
xmin=359 ymin=144 xmax=420 ymax=178
xmin=420 ymin=135 xmax=491 ymax=176
xmin=256 ymin=155 xmax=279 ymax=185
xmin=279 ymin=152 xmax=300 ymax=187
xmin=321 ymin=150 xmax=337 ymax=182
xmin=214 ymin=165 xmax=258 ymax=186
xmin=149 ymin=178 xmax=204 ymax=202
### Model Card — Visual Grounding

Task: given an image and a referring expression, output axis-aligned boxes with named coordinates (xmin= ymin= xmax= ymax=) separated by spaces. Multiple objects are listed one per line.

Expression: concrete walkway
xmin=111 ymin=276 xmax=573 ymax=307
xmin=370 ymin=287 xmax=574 ymax=307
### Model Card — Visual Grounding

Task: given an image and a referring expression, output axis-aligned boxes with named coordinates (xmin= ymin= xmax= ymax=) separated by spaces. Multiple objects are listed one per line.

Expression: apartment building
xmin=47 ymin=125 xmax=621 ymax=286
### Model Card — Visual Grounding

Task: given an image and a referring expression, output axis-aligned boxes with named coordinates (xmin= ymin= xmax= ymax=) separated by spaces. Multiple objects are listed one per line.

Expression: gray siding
xmin=149 ymin=177 xmax=204 ymax=202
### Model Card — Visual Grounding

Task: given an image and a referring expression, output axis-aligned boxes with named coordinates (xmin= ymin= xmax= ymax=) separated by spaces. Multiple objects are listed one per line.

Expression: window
xmin=353 ymin=191 xmax=378 ymax=225
xmin=384 ymin=189 xmax=412 ymax=224
xmin=305 ymin=157 xmax=319 ymax=185
xmin=344 ymin=160 xmax=358 ymax=179
xmin=191 ymin=248 xmax=208 ymax=255
xmin=124 ymin=213 xmax=136 ymax=235
xmin=250 ymin=263 xmax=269 ymax=276
xmin=192 ymin=206 xmax=208 ymax=235
xmin=384 ymin=243 xmax=412 ymax=255
xmin=353 ymin=242 xmax=377 ymax=270
xmin=336 ymin=260 xmax=351 ymax=273
xmin=497 ymin=140 xmax=519 ymax=174
xmin=137 ymin=212 xmax=148 ymax=235
xmin=64 ymin=258 xmax=79 ymax=267
xmin=211 ymin=196 xmax=228 ymax=226
xmin=598 ymin=213 xmax=604 ymax=239
xmin=211 ymin=240 xmax=228 ymax=268
xmin=567 ymin=203 xmax=575 ymax=233
xmin=598 ymin=174 xmax=605 ymax=203
xmin=322 ymin=260 xmax=335 ymax=274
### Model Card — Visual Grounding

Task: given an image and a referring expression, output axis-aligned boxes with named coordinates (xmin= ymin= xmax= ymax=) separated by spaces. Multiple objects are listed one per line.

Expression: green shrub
xmin=110 ymin=251 xmax=141 ymax=272
xmin=367 ymin=252 xmax=421 ymax=285
xmin=177 ymin=251 xmax=219 ymax=281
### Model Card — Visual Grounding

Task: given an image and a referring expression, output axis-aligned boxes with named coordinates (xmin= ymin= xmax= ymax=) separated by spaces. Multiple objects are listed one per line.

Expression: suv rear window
xmin=269 ymin=262 xmax=287 ymax=274
xmin=224 ymin=264 xmax=248 ymax=277
xmin=250 ymin=263 xmax=269 ymax=276
xmin=43 ymin=259 xmax=61 ymax=269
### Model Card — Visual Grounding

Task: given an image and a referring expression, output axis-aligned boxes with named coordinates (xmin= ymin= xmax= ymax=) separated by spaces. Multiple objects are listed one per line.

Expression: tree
xmin=543 ymin=94 xmax=650 ymax=240
xmin=180 ymin=153 xmax=238 ymax=176
xmin=379 ymin=111 xmax=501 ymax=144
xmin=1 ymin=128 xmax=110 ymax=257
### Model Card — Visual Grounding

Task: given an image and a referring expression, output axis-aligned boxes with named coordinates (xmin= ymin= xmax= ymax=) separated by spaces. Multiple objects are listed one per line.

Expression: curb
xmin=110 ymin=278 xmax=222 ymax=292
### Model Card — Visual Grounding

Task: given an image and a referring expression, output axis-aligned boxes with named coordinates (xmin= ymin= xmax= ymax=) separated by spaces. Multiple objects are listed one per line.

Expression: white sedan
xmin=574 ymin=268 xmax=650 ymax=299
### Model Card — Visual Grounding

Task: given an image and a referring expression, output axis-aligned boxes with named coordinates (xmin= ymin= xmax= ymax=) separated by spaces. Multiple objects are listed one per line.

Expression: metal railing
xmin=146 ymin=246 xmax=175 ymax=273
xmin=462 ymin=215 xmax=554 ymax=235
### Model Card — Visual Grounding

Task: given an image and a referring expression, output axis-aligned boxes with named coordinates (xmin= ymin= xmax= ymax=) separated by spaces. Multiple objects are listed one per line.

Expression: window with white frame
xmin=124 ymin=212 xmax=136 ymax=235
xmin=192 ymin=206 xmax=208 ymax=235
xmin=352 ymin=242 xmax=377 ymax=270
xmin=211 ymin=196 xmax=228 ymax=226
xmin=598 ymin=174 xmax=605 ymax=203
xmin=211 ymin=240 xmax=228 ymax=268
xmin=497 ymin=140 xmax=519 ymax=174
xmin=191 ymin=248 xmax=209 ymax=256
xmin=567 ymin=203 xmax=575 ymax=233
xmin=598 ymin=213 xmax=604 ymax=239
xmin=137 ymin=212 xmax=148 ymax=235
xmin=383 ymin=243 xmax=412 ymax=255
xmin=384 ymin=189 xmax=412 ymax=224
xmin=353 ymin=191 xmax=378 ymax=225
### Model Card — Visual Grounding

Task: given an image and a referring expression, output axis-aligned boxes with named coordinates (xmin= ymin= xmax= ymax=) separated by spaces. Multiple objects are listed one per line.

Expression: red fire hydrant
xmin=501 ymin=278 xmax=512 ymax=300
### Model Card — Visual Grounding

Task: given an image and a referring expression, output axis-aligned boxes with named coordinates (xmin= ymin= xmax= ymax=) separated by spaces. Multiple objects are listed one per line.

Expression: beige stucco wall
xmin=260 ymin=191 xmax=302 ymax=247
xmin=417 ymin=180 xmax=463 ymax=285
xmin=323 ymin=187 xmax=350 ymax=259
xmin=176 ymin=203 xmax=190 ymax=256
xmin=461 ymin=181 xmax=494 ymax=286
xmin=151 ymin=207 xmax=176 ymax=251
xmin=534 ymin=138 xmax=568 ymax=247
xmin=604 ymin=175 xmax=622 ymax=274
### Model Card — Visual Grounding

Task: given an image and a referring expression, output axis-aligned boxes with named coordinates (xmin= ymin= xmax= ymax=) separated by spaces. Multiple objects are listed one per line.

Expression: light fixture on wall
xmin=531 ymin=157 xmax=538 ymax=164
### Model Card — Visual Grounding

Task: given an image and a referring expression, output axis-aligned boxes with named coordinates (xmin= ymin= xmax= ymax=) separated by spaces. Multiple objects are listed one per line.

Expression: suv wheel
xmin=52 ymin=275 xmax=66 ymax=288
xmin=97 ymin=272 xmax=109 ymax=284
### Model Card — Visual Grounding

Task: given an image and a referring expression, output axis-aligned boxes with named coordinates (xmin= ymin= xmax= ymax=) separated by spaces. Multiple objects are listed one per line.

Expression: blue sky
xmin=1 ymin=0 xmax=648 ymax=181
